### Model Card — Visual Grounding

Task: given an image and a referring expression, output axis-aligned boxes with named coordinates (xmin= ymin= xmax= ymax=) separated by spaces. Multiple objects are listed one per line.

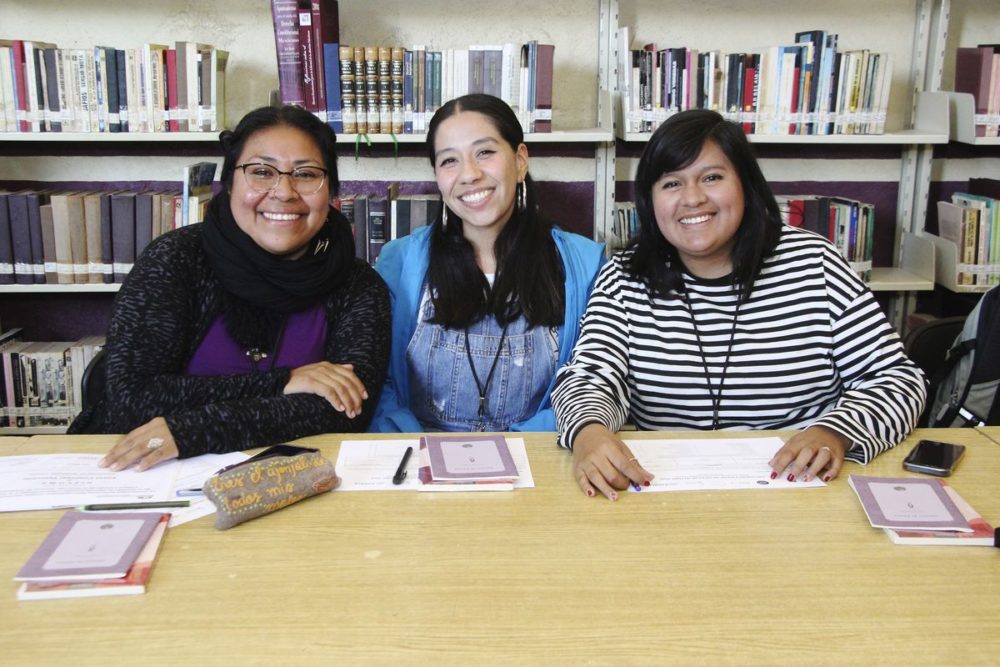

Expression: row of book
xmin=0 ymin=329 xmax=104 ymax=428
xmin=336 ymin=187 xmax=442 ymax=265
xmin=776 ymin=194 xmax=875 ymax=281
xmin=619 ymin=28 xmax=892 ymax=136
xmin=935 ymin=178 xmax=1000 ymax=287
xmin=954 ymin=45 xmax=1000 ymax=138
xmin=0 ymin=39 xmax=228 ymax=133
xmin=0 ymin=179 xmax=214 ymax=285
xmin=269 ymin=1 xmax=553 ymax=134
xmin=608 ymin=195 xmax=877 ymax=282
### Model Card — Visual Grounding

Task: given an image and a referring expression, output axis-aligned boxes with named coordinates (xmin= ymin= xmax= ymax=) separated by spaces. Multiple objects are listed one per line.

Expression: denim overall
xmin=407 ymin=292 xmax=558 ymax=432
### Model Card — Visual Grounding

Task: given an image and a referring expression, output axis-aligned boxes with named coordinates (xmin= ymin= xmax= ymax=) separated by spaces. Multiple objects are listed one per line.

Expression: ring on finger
xmin=819 ymin=445 xmax=832 ymax=456
xmin=147 ymin=437 xmax=165 ymax=450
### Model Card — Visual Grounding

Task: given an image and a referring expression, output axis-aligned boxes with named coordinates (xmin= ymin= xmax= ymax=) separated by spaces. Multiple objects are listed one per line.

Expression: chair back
xmin=80 ymin=348 xmax=108 ymax=413
xmin=903 ymin=316 xmax=965 ymax=426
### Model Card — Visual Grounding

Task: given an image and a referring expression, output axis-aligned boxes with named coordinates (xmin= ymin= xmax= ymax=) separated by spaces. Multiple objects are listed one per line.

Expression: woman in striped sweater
xmin=552 ymin=110 xmax=926 ymax=500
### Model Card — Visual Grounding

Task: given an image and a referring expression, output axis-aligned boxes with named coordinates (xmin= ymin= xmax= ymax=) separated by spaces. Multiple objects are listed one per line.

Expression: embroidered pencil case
xmin=202 ymin=445 xmax=339 ymax=530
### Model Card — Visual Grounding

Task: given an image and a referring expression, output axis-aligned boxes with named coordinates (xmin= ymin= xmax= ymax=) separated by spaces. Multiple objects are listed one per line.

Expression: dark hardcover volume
xmin=99 ymin=193 xmax=114 ymax=283
xmin=134 ymin=192 xmax=154 ymax=258
xmin=25 ymin=193 xmax=46 ymax=284
xmin=110 ymin=193 xmax=136 ymax=283
xmin=42 ymin=48 xmax=62 ymax=132
xmin=0 ymin=194 xmax=14 ymax=284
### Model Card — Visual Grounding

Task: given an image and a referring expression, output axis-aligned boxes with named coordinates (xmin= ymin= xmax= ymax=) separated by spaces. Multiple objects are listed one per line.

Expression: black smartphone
xmin=902 ymin=440 xmax=966 ymax=477
xmin=216 ymin=444 xmax=319 ymax=474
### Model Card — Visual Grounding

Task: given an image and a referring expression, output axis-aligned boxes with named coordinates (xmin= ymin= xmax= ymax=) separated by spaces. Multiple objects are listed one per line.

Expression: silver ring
xmin=627 ymin=457 xmax=638 ymax=463
xmin=147 ymin=437 xmax=165 ymax=450
xmin=819 ymin=446 xmax=832 ymax=455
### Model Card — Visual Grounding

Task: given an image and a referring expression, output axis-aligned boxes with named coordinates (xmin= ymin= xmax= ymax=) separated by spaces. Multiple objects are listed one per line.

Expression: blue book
xmin=323 ymin=42 xmax=343 ymax=133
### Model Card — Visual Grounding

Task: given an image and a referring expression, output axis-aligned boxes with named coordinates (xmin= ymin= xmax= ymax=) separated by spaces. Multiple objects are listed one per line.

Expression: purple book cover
xmin=423 ymin=435 xmax=518 ymax=481
xmin=271 ymin=0 xmax=305 ymax=106
xmin=848 ymin=476 xmax=971 ymax=532
xmin=15 ymin=511 xmax=164 ymax=582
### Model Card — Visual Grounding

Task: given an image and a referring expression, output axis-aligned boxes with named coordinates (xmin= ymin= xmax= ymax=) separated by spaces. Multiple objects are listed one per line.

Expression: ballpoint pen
xmin=79 ymin=500 xmax=191 ymax=511
xmin=393 ymin=446 xmax=413 ymax=485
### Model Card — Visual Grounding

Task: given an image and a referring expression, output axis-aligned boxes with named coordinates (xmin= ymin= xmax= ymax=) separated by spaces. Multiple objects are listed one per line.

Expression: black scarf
xmin=201 ymin=191 xmax=356 ymax=314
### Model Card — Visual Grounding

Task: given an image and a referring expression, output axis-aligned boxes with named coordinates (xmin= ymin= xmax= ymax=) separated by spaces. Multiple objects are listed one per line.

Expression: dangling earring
xmin=517 ymin=181 xmax=526 ymax=212
xmin=441 ymin=205 xmax=449 ymax=231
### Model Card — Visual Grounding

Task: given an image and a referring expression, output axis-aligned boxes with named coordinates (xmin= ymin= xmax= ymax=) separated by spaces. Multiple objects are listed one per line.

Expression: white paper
xmin=623 ymin=437 xmax=826 ymax=492
xmin=165 ymin=452 xmax=249 ymax=527
xmin=0 ymin=454 xmax=180 ymax=512
xmin=336 ymin=438 xmax=535 ymax=491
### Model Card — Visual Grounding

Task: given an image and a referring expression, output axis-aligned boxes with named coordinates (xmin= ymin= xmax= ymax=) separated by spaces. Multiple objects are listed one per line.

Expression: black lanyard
xmin=682 ymin=290 xmax=740 ymax=430
xmin=464 ymin=320 xmax=510 ymax=425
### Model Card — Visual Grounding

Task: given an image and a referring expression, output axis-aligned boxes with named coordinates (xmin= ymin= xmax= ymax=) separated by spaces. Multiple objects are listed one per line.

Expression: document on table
xmin=0 ymin=454 xmax=179 ymax=512
xmin=166 ymin=452 xmax=249 ymax=527
xmin=624 ymin=436 xmax=826 ymax=492
xmin=336 ymin=438 xmax=535 ymax=490
xmin=0 ymin=451 xmax=249 ymax=523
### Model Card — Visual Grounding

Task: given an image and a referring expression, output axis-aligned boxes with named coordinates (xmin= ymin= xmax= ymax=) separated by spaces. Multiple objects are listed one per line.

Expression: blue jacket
xmin=370 ymin=225 xmax=604 ymax=433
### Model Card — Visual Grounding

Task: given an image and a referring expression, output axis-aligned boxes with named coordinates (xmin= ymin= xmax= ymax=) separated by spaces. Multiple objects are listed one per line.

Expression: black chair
xmin=903 ymin=316 xmax=965 ymax=426
xmin=79 ymin=348 xmax=107 ymax=413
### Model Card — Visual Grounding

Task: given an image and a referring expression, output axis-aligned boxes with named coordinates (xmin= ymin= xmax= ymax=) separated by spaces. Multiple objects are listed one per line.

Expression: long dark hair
xmin=425 ymin=94 xmax=564 ymax=328
xmin=219 ymin=104 xmax=341 ymax=196
xmin=627 ymin=109 xmax=781 ymax=302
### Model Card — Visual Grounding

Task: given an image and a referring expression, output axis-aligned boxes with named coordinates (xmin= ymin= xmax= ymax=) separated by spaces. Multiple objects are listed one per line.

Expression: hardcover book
xmin=15 ymin=511 xmax=165 ymax=583
xmin=17 ymin=513 xmax=169 ymax=600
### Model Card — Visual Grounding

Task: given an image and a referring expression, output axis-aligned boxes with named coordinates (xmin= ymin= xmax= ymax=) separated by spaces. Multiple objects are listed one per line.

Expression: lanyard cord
xmin=682 ymin=290 xmax=741 ymax=430
xmin=464 ymin=320 xmax=511 ymax=425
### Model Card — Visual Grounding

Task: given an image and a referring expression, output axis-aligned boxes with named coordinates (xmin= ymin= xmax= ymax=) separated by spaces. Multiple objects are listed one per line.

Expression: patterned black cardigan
xmin=69 ymin=224 xmax=391 ymax=457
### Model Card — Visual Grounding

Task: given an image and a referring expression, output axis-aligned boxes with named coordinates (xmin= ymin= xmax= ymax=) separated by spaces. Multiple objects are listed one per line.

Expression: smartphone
xmin=902 ymin=440 xmax=966 ymax=477
xmin=216 ymin=444 xmax=319 ymax=474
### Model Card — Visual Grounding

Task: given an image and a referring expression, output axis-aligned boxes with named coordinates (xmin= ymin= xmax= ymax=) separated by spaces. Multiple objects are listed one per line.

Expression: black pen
xmin=393 ymin=446 xmax=413 ymax=485
xmin=80 ymin=500 xmax=191 ymax=511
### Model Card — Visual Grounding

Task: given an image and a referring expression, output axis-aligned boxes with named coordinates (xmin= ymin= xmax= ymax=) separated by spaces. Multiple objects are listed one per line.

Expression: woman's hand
xmin=284 ymin=362 xmax=368 ymax=418
xmin=769 ymin=425 xmax=851 ymax=483
xmin=99 ymin=417 xmax=179 ymax=472
xmin=572 ymin=423 xmax=654 ymax=500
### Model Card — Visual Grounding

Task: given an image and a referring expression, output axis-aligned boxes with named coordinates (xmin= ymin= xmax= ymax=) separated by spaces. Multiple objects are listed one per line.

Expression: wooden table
xmin=2 ymin=430 xmax=998 ymax=666
xmin=976 ymin=426 xmax=1000 ymax=446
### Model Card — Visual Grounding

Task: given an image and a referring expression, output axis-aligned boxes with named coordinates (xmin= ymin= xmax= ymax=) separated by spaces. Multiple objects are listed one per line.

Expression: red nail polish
xmin=643 ymin=480 xmax=650 ymax=487
xmin=787 ymin=474 xmax=794 ymax=482
xmin=586 ymin=489 xmax=594 ymax=497
xmin=770 ymin=471 xmax=777 ymax=480
xmin=823 ymin=475 xmax=831 ymax=482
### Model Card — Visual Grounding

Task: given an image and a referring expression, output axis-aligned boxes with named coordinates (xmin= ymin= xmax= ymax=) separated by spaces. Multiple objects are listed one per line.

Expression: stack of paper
xmin=417 ymin=435 xmax=519 ymax=491
xmin=849 ymin=475 xmax=995 ymax=546
xmin=14 ymin=511 xmax=170 ymax=600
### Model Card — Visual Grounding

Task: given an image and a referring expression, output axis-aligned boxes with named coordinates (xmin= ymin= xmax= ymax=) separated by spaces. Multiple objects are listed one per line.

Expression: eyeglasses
xmin=235 ymin=162 xmax=329 ymax=195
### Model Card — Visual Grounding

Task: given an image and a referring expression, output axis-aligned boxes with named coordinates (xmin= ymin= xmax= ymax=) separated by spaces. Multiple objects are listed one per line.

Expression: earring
xmin=441 ymin=205 xmax=449 ymax=231
xmin=517 ymin=181 xmax=526 ymax=212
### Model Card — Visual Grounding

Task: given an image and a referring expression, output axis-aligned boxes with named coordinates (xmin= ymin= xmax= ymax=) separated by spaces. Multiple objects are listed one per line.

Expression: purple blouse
xmin=186 ymin=304 xmax=328 ymax=376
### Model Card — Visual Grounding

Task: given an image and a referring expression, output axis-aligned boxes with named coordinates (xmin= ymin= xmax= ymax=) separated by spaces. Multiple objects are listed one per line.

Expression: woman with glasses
xmin=369 ymin=94 xmax=604 ymax=433
xmin=71 ymin=105 xmax=391 ymax=471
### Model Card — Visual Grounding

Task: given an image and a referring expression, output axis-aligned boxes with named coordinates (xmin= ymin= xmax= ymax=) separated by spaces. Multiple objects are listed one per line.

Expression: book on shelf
xmin=271 ymin=0 xmax=305 ymax=107
xmin=0 ymin=192 xmax=14 ymax=284
xmin=417 ymin=434 xmax=519 ymax=490
xmin=18 ymin=513 xmax=170 ymax=600
xmin=181 ymin=161 xmax=218 ymax=227
xmin=776 ymin=193 xmax=874 ymax=282
xmin=110 ymin=192 xmax=136 ymax=282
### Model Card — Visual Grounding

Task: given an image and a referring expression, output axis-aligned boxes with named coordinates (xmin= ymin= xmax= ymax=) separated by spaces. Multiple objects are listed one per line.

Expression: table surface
xmin=2 ymin=430 xmax=998 ymax=666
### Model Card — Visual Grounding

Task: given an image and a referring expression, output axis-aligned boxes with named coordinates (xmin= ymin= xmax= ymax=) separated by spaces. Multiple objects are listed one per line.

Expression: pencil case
xmin=202 ymin=446 xmax=339 ymax=530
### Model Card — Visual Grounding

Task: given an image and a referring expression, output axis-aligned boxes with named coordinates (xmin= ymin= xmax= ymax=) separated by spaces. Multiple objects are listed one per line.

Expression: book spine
xmin=323 ymin=42 xmax=343 ymax=132
xmin=391 ymin=47 xmax=404 ymax=135
xmin=338 ymin=45 xmax=356 ymax=133
xmin=271 ymin=0 xmax=305 ymax=106
xmin=0 ymin=193 xmax=13 ymax=284
xmin=298 ymin=2 xmax=322 ymax=115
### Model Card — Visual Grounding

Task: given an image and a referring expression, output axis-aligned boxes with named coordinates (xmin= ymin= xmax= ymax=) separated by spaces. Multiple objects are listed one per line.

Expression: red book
xmin=297 ymin=0 xmax=321 ymax=114
xmin=164 ymin=48 xmax=179 ymax=132
xmin=10 ymin=40 xmax=29 ymax=132
xmin=532 ymin=43 xmax=554 ymax=133
xmin=954 ymin=46 xmax=993 ymax=138
xmin=741 ymin=55 xmax=757 ymax=134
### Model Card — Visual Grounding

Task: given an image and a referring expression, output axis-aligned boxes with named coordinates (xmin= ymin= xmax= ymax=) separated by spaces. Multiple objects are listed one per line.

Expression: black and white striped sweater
xmin=552 ymin=226 xmax=926 ymax=463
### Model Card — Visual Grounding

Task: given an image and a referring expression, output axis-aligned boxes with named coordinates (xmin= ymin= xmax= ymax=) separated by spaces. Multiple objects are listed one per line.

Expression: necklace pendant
xmin=478 ymin=395 xmax=486 ymax=419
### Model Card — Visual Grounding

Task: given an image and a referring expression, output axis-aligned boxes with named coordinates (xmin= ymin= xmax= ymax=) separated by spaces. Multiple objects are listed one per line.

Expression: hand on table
xmin=768 ymin=425 xmax=851 ymax=483
xmin=99 ymin=416 xmax=179 ymax=472
xmin=284 ymin=362 xmax=368 ymax=418
xmin=572 ymin=423 xmax=654 ymax=501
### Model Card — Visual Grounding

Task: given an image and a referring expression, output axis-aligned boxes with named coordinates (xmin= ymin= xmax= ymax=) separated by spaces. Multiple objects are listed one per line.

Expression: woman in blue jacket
xmin=371 ymin=94 xmax=604 ymax=433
